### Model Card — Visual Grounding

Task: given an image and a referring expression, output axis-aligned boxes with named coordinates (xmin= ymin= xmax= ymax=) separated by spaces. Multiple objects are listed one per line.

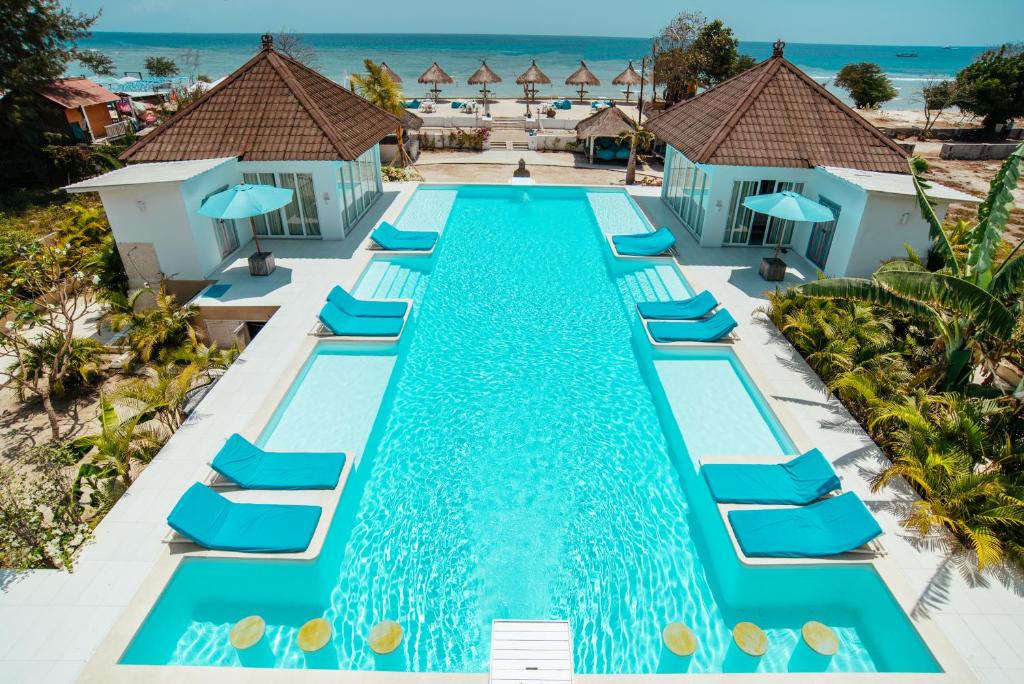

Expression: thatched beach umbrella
xmin=613 ymin=61 xmax=644 ymax=103
xmin=418 ymin=62 xmax=453 ymax=100
xmin=566 ymin=60 xmax=600 ymax=103
xmin=468 ymin=60 xmax=502 ymax=117
xmin=379 ymin=62 xmax=402 ymax=84
xmin=516 ymin=60 xmax=550 ymax=105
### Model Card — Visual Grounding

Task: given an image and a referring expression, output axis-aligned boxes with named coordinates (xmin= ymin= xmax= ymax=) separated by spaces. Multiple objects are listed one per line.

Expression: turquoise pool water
xmin=122 ymin=186 xmax=939 ymax=674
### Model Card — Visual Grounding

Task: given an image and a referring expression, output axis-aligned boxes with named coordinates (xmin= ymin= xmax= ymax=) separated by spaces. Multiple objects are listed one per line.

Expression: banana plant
xmin=797 ymin=143 xmax=1024 ymax=389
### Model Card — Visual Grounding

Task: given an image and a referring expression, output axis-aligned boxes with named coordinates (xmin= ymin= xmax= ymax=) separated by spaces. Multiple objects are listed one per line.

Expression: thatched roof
xmin=565 ymin=61 xmax=600 ymax=86
xmin=380 ymin=62 xmax=402 ymax=84
xmin=646 ymin=45 xmax=910 ymax=173
xmin=612 ymin=62 xmax=644 ymax=86
xmin=575 ymin=105 xmax=637 ymax=139
xmin=418 ymin=62 xmax=453 ymax=84
xmin=516 ymin=60 xmax=551 ymax=85
xmin=401 ymin=110 xmax=423 ymax=131
xmin=120 ymin=36 xmax=399 ymax=162
xmin=468 ymin=61 xmax=502 ymax=85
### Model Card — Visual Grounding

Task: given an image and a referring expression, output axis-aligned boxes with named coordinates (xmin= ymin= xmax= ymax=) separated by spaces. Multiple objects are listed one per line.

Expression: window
xmin=242 ymin=173 xmax=284 ymax=236
xmin=241 ymin=171 xmax=320 ymax=237
xmin=661 ymin=147 xmax=710 ymax=238
xmin=335 ymin=146 xmax=382 ymax=235
xmin=203 ymin=185 xmax=240 ymax=258
xmin=725 ymin=179 xmax=805 ymax=246
xmin=806 ymin=196 xmax=841 ymax=269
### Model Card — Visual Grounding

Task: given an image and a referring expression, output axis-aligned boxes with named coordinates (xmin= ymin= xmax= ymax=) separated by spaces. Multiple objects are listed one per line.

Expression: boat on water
xmin=896 ymin=52 xmax=918 ymax=58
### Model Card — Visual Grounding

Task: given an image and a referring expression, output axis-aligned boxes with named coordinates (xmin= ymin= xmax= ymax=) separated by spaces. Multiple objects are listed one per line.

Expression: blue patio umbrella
xmin=742 ymin=191 xmax=835 ymax=258
xmin=198 ymin=184 xmax=294 ymax=255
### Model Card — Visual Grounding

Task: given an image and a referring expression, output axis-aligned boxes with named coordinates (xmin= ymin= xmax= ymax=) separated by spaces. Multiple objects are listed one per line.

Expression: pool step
xmin=490 ymin=620 xmax=573 ymax=684
xmin=356 ymin=261 xmax=430 ymax=301
xmin=619 ymin=265 xmax=690 ymax=306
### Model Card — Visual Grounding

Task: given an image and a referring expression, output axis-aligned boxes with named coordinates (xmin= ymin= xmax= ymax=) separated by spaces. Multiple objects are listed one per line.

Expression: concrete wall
xmin=179 ymin=158 xmax=246 ymax=277
xmin=939 ymin=143 xmax=1021 ymax=160
xmin=843 ymin=192 xmax=951 ymax=277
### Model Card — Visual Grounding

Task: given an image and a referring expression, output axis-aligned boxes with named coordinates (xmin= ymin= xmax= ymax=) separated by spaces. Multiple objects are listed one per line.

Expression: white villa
xmin=66 ymin=34 xmax=398 ymax=302
xmin=647 ymin=41 xmax=976 ymax=277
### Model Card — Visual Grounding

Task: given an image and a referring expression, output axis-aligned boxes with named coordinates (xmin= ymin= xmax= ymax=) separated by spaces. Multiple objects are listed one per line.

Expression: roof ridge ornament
xmin=772 ymin=39 xmax=785 ymax=58
xmin=261 ymin=34 xmax=273 ymax=51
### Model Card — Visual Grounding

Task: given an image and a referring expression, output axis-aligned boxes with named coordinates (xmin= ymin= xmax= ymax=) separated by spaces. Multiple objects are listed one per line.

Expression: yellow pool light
xmin=229 ymin=615 xmax=265 ymax=650
xmin=802 ymin=621 xmax=839 ymax=656
xmin=297 ymin=618 xmax=331 ymax=652
xmin=662 ymin=622 xmax=697 ymax=656
xmin=368 ymin=620 xmax=404 ymax=654
xmin=733 ymin=621 xmax=768 ymax=657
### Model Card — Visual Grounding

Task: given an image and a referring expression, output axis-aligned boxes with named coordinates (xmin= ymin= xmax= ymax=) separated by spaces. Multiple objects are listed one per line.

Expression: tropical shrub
xmin=446 ymin=127 xmax=489 ymax=151
xmin=835 ymin=63 xmax=898 ymax=109
xmin=105 ymin=288 xmax=197 ymax=364
xmin=953 ymin=43 xmax=1024 ymax=133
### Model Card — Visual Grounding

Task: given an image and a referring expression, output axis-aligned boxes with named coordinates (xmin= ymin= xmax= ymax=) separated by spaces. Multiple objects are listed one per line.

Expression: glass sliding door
xmin=335 ymin=146 xmax=383 ymax=236
xmin=242 ymin=173 xmax=285 ymax=236
xmin=660 ymin=146 xmax=710 ymax=238
xmin=203 ymin=185 xmax=240 ymax=258
xmin=725 ymin=179 xmax=805 ymax=247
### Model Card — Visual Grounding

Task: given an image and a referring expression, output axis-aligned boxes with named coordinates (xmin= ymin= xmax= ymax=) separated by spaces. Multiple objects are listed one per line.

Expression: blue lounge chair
xmin=637 ymin=290 xmax=719 ymax=320
xmin=371 ymin=221 xmax=439 ymax=252
xmin=319 ymin=302 xmax=404 ymax=337
xmin=702 ymin=449 xmax=840 ymax=505
xmin=211 ymin=434 xmax=345 ymax=490
xmin=647 ymin=309 xmax=737 ymax=343
xmin=728 ymin=492 xmax=882 ymax=558
xmin=403 ymin=99 xmax=421 ymax=109
xmin=167 ymin=483 xmax=321 ymax=553
xmin=327 ymin=285 xmax=408 ymax=318
xmin=611 ymin=227 xmax=676 ymax=257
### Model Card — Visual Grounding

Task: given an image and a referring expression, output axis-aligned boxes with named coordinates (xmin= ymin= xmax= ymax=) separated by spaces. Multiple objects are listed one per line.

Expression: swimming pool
xmin=121 ymin=185 xmax=939 ymax=674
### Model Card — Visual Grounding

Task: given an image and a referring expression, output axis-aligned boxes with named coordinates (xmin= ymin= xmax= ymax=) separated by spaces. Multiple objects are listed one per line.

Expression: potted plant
xmin=546 ymin=106 xmax=556 ymax=118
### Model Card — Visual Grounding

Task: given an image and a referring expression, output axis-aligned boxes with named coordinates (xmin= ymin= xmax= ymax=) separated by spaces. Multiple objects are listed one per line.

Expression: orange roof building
xmin=34 ymin=77 xmax=118 ymax=142
xmin=646 ymin=41 xmax=975 ymax=277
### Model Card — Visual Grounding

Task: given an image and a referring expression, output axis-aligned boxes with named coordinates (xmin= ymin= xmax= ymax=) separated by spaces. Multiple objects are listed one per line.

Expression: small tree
xmin=921 ymin=80 xmax=960 ymax=136
xmin=652 ymin=13 xmax=753 ymax=105
xmin=0 ymin=238 xmax=99 ymax=440
xmin=0 ymin=0 xmax=98 ymax=93
xmin=617 ymin=127 xmax=655 ymax=185
xmin=954 ymin=44 xmax=1024 ymax=133
xmin=274 ymin=31 xmax=318 ymax=68
xmin=835 ymin=63 xmax=898 ymax=109
xmin=144 ymin=56 xmax=178 ymax=78
xmin=77 ymin=50 xmax=116 ymax=77
xmin=178 ymin=48 xmax=201 ymax=83
xmin=350 ymin=59 xmax=409 ymax=166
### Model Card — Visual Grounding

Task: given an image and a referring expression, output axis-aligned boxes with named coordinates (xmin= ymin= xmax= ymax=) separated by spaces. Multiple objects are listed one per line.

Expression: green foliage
xmin=445 ymin=127 xmax=489 ymax=151
xmin=380 ymin=165 xmax=423 ymax=182
xmin=105 ymin=288 xmax=197 ymax=364
xmin=42 ymin=142 xmax=123 ymax=183
xmin=653 ymin=13 xmax=754 ymax=105
xmin=954 ymin=43 xmax=1024 ymax=132
xmin=72 ymin=394 xmax=163 ymax=492
xmin=0 ymin=0 xmax=98 ymax=93
xmin=144 ymin=55 xmax=179 ymax=78
xmin=6 ymin=332 xmax=103 ymax=400
xmin=76 ymin=50 xmax=116 ymax=76
xmin=834 ymin=62 xmax=898 ymax=109
xmin=351 ymin=59 xmax=412 ymax=166
xmin=0 ymin=444 xmax=90 ymax=569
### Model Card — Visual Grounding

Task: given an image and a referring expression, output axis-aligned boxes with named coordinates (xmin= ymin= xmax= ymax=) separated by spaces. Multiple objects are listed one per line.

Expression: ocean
xmin=73 ymin=32 xmax=989 ymax=109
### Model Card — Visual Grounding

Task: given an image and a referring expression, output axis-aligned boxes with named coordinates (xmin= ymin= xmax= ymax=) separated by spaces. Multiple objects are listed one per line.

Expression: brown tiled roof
xmin=646 ymin=54 xmax=910 ymax=173
xmin=36 ymin=77 xmax=117 ymax=109
xmin=120 ymin=44 xmax=400 ymax=162
xmin=576 ymin=105 xmax=636 ymax=139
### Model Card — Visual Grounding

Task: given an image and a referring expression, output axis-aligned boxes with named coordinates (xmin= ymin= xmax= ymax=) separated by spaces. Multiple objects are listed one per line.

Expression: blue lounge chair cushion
xmin=615 ymin=146 xmax=631 ymax=160
xmin=728 ymin=492 xmax=882 ymax=558
xmin=327 ymin=285 xmax=408 ymax=318
xmin=211 ymin=434 xmax=345 ymax=490
xmin=612 ymin=227 xmax=676 ymax=256
xmin=702 ymin=449 xmax=840 ymax=504
xmin=167 ymin=483 xmax=321 ymax=553
xmin=647 ymin=309 xmax=737 ymax=342
xmin=637 ymin=290 xmax=719 ymax=320
xmin=319 ymin=302 xmax=404 ymax=337
xmin=403 ymin=100 xmax=420 ymax=109
xmin=595 ymin=148 xmax=616 ymax=161
xmin=371 ymin=221 xmax=439 ymax=251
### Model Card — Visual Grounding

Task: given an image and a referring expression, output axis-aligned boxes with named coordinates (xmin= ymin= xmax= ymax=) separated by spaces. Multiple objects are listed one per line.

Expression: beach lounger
xmin=327 ymin=285 xmax=408 ymax=318
xmin=637 ymin=290 xmax=719 ymax=320
xmin=167 ymin=482 xmax=321 ymax=553
xmin=646 ymin=309 xmax=737 ymax=343
xmin=702 ymin=449 xmax=840 ymax=505
xmin=210 ymin=433 xmax=345 ymax=490
xmin=371 ymin=221 xmax=439 ymax=252
xmin=611 ymin=227 xmax=676 ymax=257
xmin=318 ymin=302 xmax=405 ymax=338
xmin=727 ymin=492 xmax=883 ymax=558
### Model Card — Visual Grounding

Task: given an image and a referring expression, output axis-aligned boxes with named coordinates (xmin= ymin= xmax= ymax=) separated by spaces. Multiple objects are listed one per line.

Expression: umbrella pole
xmin=249 ymin=216 xmax=263 ymax=255
xmin=772 ymin=219 xmax=784 ymax=260
xmin=578 ymin=84 xmax=584 ymax=103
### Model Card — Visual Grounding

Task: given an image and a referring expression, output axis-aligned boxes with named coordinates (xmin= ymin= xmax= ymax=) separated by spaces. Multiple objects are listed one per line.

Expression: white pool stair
xmin=489 ymin=619 xmax=574 ymax=683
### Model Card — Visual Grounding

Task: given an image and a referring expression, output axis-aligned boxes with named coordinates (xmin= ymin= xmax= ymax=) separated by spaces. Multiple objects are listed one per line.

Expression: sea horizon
xmin=74 ymin=32 xmax=991 ymax=109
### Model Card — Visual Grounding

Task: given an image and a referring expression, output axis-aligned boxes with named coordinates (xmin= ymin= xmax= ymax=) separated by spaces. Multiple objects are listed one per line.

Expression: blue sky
xmin=74 ymin=0 xmax=1023 ymax=45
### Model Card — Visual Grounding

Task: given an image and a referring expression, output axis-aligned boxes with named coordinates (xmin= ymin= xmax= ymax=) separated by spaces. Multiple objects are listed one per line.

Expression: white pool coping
xmin=0 ymin=182 xmax=1019 ymax=683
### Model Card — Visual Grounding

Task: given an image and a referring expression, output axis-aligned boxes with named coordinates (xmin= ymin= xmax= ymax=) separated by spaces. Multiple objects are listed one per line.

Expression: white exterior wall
xmin=237 ymin=160 xmax=347 ymax=240
xmin=799 ymin=169 xmax=869 ymax=277
xmin=842 ymin=191 xmax=952 ymax=277
xmin=179 ymin=158 xmax=245 ymax=277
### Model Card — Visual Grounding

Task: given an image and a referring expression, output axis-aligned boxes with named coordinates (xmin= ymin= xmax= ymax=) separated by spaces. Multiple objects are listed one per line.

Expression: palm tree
xmin=351 ymin=59 xmax=410 ymax=167
xmin=796 ymin=144 xmax=1024 ymax=389
xmin=73 ymin=394 xmax=164 ymax=491
xmin=105 ymin=288 xmax=196 ymax=364
xmin=616 ymin=127 xmax=655 ymax=185
xmin=112 ymin=361 xmax=203 ymax=434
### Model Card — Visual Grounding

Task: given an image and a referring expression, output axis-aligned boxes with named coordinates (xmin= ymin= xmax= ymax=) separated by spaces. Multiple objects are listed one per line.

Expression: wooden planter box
xmin=759 ymin=257 xmax=787 ymax=282
xmin=248 ymin=251 xmax=275 ymax=276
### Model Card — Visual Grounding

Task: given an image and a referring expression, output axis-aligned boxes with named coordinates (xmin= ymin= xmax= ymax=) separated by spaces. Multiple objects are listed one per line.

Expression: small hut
xmin=468 ymin=60 xmax=502 ymax=117
xmin=612 ymin=62 xmax=644 ymax=103
xmin=516 ymin=60 xmax=551 ymax=105
xmin=380 ymin=62 xmax=402 ymax=84
xmin=565 ymin=61 xmax=600 ymax=103
xmin=418 ymin=62 xmax=453 ymax=100
xmin=575 ymin=105 xmax=637 ymax=162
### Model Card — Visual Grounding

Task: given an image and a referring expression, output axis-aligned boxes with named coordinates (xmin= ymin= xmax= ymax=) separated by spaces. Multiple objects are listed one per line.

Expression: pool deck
xmin=1 ymin=183 xmax=1021 ymax=684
